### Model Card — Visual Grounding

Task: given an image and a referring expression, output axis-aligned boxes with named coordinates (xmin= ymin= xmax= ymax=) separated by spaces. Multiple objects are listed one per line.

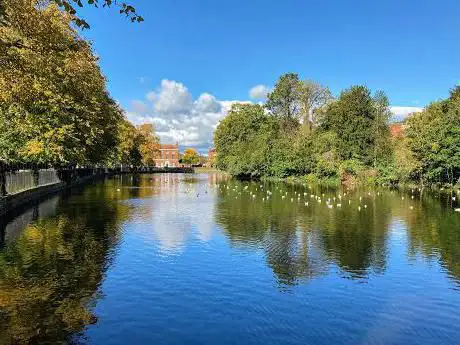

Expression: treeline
xmin=214 ymin=73 xmax=460 ymax=186
xmin=0 ymin=0 xmax=158 ymax=169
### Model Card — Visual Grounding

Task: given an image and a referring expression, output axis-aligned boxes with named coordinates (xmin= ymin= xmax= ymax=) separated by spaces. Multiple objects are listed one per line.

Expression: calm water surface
xmin=1 ymin=173 xmax=460 ymax=344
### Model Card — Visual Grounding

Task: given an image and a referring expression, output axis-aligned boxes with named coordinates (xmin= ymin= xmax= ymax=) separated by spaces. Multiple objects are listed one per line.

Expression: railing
xmin=0 ymin=165 xmax=195 ymax=197
xmin=5 ymin=169 xmax=61 ymax=195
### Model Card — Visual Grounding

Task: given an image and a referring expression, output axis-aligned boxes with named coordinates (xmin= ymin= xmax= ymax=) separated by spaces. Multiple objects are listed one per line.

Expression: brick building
xmin=154 ymin=143 xmax=180 ymax=168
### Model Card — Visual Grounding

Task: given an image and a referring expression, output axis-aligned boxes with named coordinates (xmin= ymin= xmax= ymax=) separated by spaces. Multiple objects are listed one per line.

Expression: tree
xmin=319 ymin=86 xmax=382 ymax=166
xmin=182 ymin=148 xmax=200 ymax=165
xmin=0 ymin=0 xmax=123 ymax=166
xmin=214 ymin=103 xmax=277 ymax=178
xmin=38 ymin=1 xmax=142 ymax=29
xmin=109 ymin=118 xmax=144 ymax=167
xmin=298 ymin=80 xmax=332 ymax=132
xmin=372 ymin=90 xmax=393 ymax=167
xmin=137 ymin=124 xmax=160 ymax=166
xmin=406 ymin=88 xmax=460 ymax=184
xmin=266 ymin=73 xmax=301 ymax=131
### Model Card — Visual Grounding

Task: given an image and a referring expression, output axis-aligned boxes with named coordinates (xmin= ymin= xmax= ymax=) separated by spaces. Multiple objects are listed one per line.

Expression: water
xmin=1 ymin=173 xmax=460 ymax=345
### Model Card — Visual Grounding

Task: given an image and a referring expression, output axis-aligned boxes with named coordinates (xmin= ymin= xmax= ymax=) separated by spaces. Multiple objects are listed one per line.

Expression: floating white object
xmin=337 ymin=204 xmax=342 ymax=207
xmin=117 ymin=188 xmax=120 ymax=191
xmin=455 ymin=208 xmax=460 ymax=212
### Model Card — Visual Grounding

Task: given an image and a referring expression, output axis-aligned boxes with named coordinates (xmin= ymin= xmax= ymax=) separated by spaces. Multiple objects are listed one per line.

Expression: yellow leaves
xmin=23 ymin=139 xmax=44 ymax=156
xmin=137 ymin=123 xmax=160 ymax=165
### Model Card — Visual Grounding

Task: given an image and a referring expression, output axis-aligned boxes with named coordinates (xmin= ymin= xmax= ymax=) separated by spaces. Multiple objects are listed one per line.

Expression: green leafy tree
xmin=214 ymin=104 xmax=277 ymax=178
xmin=266 ymin=73 xmax=301 ymax=131
xmin=406 ymin=87 xmax=460 ymax=184
xmin=372 ymin=90 xmax=393 ymax=167
xmin=319 ymin=85 xmax=386 ymax=166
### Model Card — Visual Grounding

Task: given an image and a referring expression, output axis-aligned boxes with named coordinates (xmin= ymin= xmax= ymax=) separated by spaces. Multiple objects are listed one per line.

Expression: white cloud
xmin=390 ymin=106 xmax=423 ymax=122
xmin=194 ymin=93 xmax=221 ymax=113
xmin=150 ymin=79 xmax=193 ymax=115
xmin=126 ymin=79 xmax=250 ymax=149
xmin=249 ymin=84 xmax=271 ymax=100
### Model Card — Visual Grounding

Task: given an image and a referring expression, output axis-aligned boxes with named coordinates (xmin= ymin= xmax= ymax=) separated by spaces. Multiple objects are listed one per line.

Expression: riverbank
xmin=0 ymin=167 xmax=195 ymax=216
xmin=259 ymin=173 xmax=460 ymax=192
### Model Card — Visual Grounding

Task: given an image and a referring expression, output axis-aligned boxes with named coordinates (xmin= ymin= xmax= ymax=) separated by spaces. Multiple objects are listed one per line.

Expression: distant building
xmin=155 ymin=143 xmax=180 ymax=168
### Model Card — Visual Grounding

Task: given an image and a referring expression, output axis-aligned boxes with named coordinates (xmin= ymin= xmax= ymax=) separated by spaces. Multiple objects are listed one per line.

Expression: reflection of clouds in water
xmin=143 ymin=173 xmax=226 ymax=254
xmin=193 ymin=197 xmax=215 ymax=242
xmin=150 ymin=195 xmax=191 ymax=254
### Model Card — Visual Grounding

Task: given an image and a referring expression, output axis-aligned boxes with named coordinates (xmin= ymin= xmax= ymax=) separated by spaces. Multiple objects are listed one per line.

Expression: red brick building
xmin=154 ymin=143 xmax=180 ymax=168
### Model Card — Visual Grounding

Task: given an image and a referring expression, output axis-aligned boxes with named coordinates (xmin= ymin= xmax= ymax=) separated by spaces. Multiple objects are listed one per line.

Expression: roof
xmin=160 ymin=144 xmax=178 ymax=150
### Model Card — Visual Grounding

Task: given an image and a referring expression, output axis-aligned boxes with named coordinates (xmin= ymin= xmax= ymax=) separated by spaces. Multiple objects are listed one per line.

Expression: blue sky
xmin=79 ymin=0 xmax=460 ymax=150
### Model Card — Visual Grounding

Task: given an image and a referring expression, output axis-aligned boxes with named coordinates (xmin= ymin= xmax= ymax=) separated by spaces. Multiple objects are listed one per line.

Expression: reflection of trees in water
xmin=401 ymin=192 xmax=460 ymax=283
xmin=215 ymin=181 xmax=392 ymax=285
xmin=313 ymin=193 xmax=392 ymax=278
xmin=0 ymin=183 xmax=132 ymax=344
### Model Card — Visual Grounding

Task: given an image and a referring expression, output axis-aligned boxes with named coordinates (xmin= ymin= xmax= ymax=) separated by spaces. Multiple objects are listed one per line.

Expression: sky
xmin=78 ymin=0 xmax=460 ymax=152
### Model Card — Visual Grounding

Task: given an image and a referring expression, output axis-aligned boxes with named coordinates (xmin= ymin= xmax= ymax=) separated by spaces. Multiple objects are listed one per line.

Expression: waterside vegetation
xmin=214 ymin=73 xmax=460 ymax=188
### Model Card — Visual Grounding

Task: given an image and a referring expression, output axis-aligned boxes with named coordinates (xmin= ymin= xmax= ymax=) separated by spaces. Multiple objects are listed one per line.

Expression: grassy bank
xmin=194 ymin=167 xmax=228 ymax=174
